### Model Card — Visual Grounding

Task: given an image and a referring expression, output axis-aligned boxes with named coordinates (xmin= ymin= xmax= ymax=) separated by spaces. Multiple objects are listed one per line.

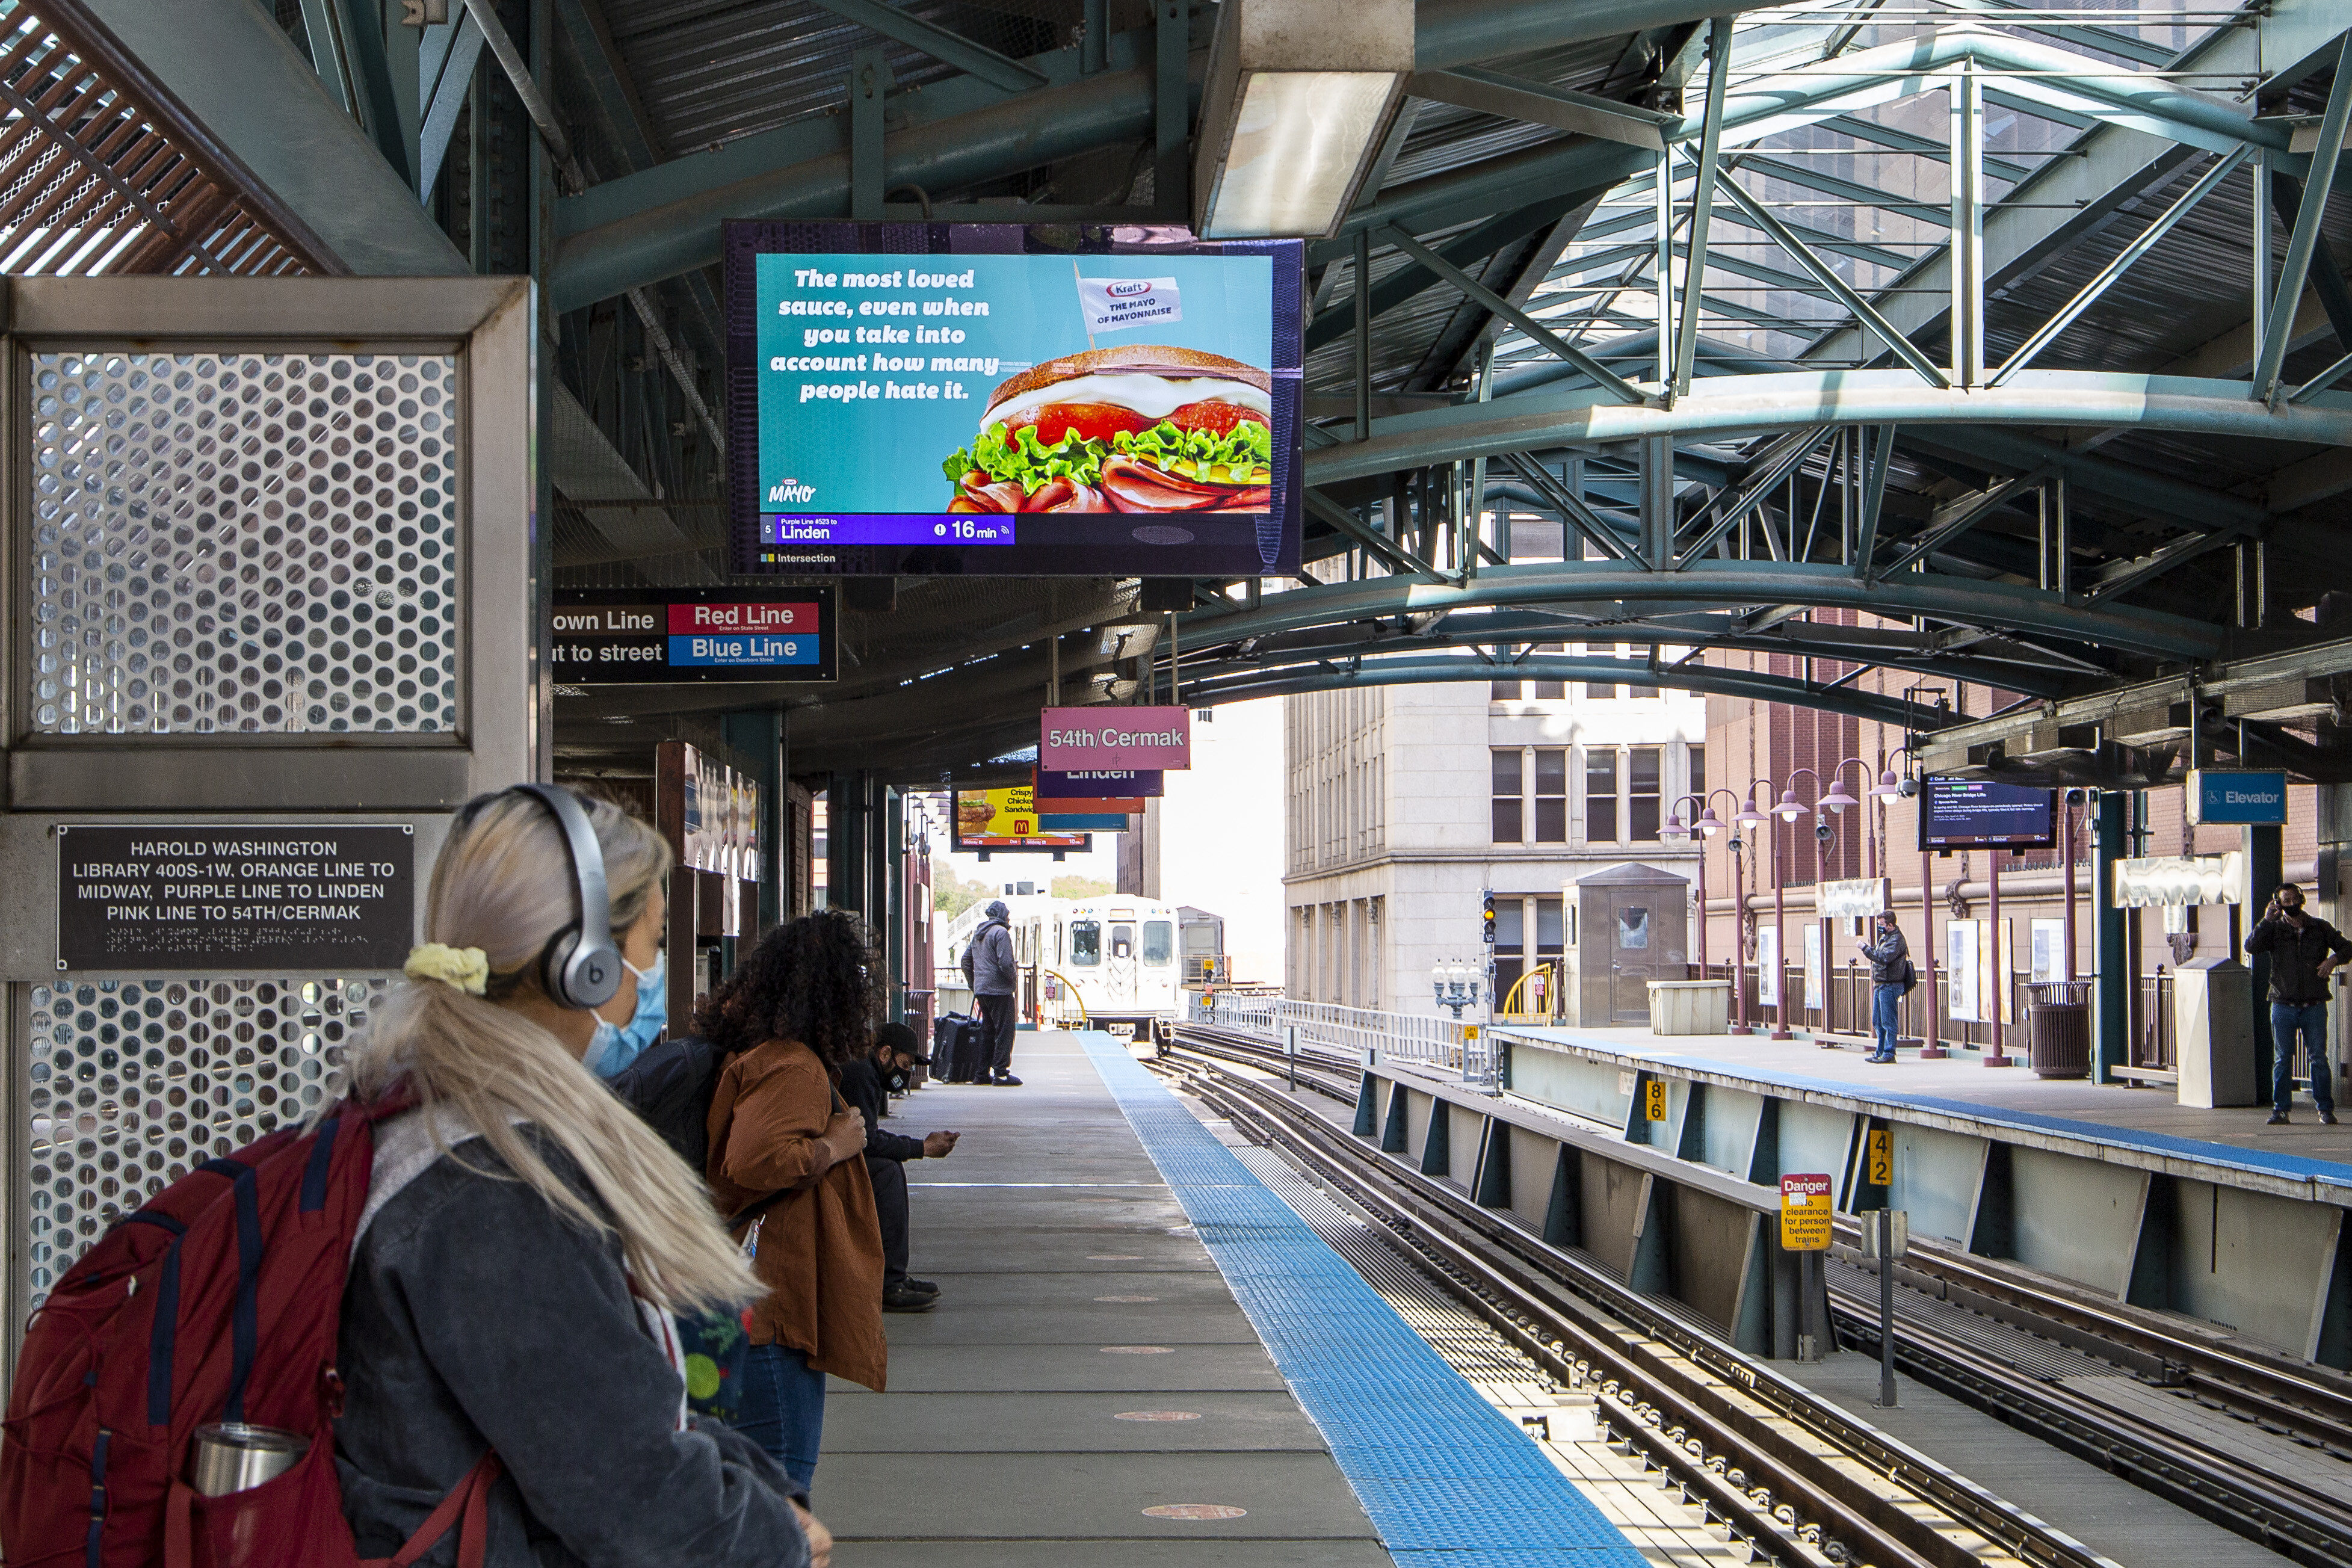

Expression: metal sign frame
xmin=0 ymin=277 xmax=536 ymax=1377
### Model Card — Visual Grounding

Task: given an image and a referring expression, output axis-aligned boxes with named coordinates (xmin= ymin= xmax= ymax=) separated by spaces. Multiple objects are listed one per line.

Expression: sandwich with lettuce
xmin=942 ymin=346 xmax=1273 ymax=513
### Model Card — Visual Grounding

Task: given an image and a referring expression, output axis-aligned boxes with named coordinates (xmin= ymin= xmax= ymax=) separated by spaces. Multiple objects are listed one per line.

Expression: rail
xmin=1166 ymin=1023 xmax=2352 ymax=1568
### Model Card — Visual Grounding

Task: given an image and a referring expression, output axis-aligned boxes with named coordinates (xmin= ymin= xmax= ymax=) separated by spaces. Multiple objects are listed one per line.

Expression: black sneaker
xmin=2268 ymin=1110 xmax=2291 ymax=1125
xmin=883 ymin=1286 xmax=940 ymax=1312
xmin=2322 ymin=1110 xmax=2339 ymax=1126
xmin=995 ymin=1073 xmax=1022 ymax=1086
xmin=901 ymin=1277 xmax=941 ymax=1296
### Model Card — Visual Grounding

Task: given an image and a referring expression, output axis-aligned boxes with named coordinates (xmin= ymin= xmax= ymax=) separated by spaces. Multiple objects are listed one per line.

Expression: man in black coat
xmin=2245 ymin=882 xmax=2352 ymax=1125
xmin=842 ymin=1023 xmax=960 ymax=1309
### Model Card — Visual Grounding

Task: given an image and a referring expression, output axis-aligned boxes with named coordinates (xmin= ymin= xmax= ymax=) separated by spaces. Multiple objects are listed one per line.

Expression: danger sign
xmin=1779 ymin=1172 xmax=1834 ymax=1251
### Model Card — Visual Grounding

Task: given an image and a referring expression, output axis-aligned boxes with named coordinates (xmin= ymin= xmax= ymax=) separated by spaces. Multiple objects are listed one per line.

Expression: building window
xmin=1531 ymin=643 xmax=1566 ymax=700
xmin=1492 ymin=750 xmax=1524 ymax=843
xmin=1534 ymin=748 xmax=1569 ymax=842
xmin=1495 ymin=897 xmax=1526 ymax=1008
xmin=1587 ymin=749 xmax=1619 ymax=844
xmin=1585 ymin=640 xmax=1620 ymax=699
xmin=1630 ymin=746 xmax=1662 ymax=841
xmin=1689 ymin=744 xmax=1706 ymax=806
xmin=1491 ymin=678 xmax=1520 ymax=700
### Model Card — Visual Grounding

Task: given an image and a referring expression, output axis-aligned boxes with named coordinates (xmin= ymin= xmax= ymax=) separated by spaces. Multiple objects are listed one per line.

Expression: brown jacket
xmin=706 ymin=1039 xmax=887 ymax=1391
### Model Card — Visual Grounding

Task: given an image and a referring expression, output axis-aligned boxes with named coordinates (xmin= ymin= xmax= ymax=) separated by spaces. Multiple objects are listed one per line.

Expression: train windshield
xmin=1142 ymin=921 xmax=1174 ymax=965
xmin=1069 ymin=920 xmax=1102 ymax=966
xmin=1111 ymin=924 xmax=1135 ymax=959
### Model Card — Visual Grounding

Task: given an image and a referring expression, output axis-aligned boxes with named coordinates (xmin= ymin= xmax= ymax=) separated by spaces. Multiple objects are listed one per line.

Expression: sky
xmin=924 ymin=696 xmax=1286 ymax=984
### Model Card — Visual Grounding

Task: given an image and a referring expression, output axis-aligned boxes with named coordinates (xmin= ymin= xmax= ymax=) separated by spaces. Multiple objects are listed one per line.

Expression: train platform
xmin=1496 ymin=1022 xmax=2352 ymax=1194
xmin=819 ymin=1029 xmax=1652 ymax=1567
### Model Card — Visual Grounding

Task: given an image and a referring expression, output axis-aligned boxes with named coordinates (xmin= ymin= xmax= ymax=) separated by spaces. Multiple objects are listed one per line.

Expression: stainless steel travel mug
xmin=189 ymin=1422 xmax=309 ymax=1496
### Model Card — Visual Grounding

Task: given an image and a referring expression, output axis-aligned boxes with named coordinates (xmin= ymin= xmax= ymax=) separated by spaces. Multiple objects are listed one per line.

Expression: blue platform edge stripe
xmin=1513 ymin=1025 xmax=2352 ymax=1194
xmin=1078 ymin=1033 xmax=1649 ymax=1566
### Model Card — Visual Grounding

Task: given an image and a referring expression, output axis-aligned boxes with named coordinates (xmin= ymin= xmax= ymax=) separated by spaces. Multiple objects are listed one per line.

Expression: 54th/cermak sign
xmin=1039 ymin=706 xmax=1191 ymax=771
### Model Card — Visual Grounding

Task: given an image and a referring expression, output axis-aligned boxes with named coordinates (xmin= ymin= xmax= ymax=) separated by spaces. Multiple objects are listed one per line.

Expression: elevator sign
xmin=57 ymin=824 xmax=416 ymax=972
xmin=553 ymin=587 xmax=837 ymax=682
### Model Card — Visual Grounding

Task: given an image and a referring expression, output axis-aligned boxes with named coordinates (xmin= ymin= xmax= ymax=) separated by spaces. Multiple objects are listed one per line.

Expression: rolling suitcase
xmin=933 ymin=1011 xmax=979 ymax=1082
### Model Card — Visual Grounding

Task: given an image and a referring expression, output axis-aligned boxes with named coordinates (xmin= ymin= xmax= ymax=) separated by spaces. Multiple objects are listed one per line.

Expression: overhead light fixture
xmin=1192 ymin=0 xmax=1413 ymax=239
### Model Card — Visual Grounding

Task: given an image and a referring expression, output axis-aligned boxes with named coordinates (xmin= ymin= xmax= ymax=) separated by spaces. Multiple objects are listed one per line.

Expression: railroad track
xmin=1164 ymin=1021 xmax=2352 ymax=1568
xmin=1155 ymin=1032 xmax=2119 ymax=1568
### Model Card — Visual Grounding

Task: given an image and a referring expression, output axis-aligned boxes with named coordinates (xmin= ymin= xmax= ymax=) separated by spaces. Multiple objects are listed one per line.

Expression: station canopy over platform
xmin=19 ymin=0 xmax=2352 ymax=784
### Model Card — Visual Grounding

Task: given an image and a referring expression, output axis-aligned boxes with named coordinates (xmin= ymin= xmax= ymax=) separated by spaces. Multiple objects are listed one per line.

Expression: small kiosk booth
xmin=1557 ymin=863 xmax=1693 ymax=1026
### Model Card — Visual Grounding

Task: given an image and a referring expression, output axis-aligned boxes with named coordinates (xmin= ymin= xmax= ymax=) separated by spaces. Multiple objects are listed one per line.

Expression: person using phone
xmin=1856 ymin=912 xmax=1911 ymax=1065
xmin=841 ymin=1022 xmax=960 ymax=1312
xmin=2245 ymin=882 xmax=2352 ymax=1125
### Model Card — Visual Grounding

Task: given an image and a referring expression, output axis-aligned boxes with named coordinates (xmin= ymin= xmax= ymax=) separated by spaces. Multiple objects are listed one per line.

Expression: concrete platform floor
xmin=1514 ymin=1022 xmax=2352 ymax=1169
xmin=816 ymin=1032 xmax=1393 ymax=1567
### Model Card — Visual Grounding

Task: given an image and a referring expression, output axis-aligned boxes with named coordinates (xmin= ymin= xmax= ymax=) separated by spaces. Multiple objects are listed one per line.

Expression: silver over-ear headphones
xmin=512 ymin=783 xmax=623 ymax=1010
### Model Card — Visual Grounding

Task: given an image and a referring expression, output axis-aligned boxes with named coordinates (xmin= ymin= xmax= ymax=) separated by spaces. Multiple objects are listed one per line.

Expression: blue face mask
xmin=587 ymin=952 xmax=668 ymax=1079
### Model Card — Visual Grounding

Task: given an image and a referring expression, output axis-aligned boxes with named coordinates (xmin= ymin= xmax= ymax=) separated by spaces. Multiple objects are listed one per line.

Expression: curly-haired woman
xmin=698 ymin=911 xmax=887 ymax=1490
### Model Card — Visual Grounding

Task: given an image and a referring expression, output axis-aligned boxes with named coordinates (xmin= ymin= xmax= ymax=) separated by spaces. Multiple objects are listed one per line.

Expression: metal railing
xmin=1211 ymin=996 xmax=1475 ymax=1072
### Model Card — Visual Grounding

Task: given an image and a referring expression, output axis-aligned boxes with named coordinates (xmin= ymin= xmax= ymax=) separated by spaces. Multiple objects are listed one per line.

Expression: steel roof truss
xmin=1876 ymin=465 xmax=2048 ymax=578
xmin=1714 ymin=171 xmax=1951 ymax=387
xmin=1381 ymin=223 xmax=1652 ymax=405
xmin=1500 ymin=453 xmax=1652 ymax=568
xmin=1989 ymin=146 xmax=2249 ymax=389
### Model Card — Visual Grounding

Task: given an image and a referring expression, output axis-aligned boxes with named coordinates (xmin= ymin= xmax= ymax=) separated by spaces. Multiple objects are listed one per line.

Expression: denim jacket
xmin=336 ymin=1116 xmax=810 ymax=1567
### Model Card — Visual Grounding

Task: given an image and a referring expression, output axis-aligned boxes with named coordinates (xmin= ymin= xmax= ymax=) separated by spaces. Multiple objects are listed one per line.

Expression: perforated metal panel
xmin=28 ymin=351 xmax=463 ymax=735
xmin=24 ymin=975 xmax=383 ymax=1306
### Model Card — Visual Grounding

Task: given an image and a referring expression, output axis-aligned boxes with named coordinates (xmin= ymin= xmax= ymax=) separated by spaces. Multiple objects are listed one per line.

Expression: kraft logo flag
xmin=1078 ymin=275 xmax=1181 ymax=333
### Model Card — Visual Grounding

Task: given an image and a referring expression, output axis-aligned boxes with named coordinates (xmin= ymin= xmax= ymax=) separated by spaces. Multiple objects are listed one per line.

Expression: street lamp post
xmin=1431 ymin=960 xmax=1481 ymax=1020
xmin=1733 ymin=783 xmax=1779 ymax=1038
xmin=1662 ymin=788 xmax=1745 ymax=983
xmin=1813 ymin=759 xmax=1869 ymax=1039
xmin=1770 ymin=774 xmax=1820 ymax=1042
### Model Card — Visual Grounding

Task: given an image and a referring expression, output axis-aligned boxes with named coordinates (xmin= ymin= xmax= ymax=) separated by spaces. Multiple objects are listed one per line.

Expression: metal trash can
xmin=2025 ymin=980 xmax=2092 ymax=1079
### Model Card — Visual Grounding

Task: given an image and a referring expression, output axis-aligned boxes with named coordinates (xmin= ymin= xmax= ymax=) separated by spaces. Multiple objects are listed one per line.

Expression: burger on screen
xmin=940 ymin=346 xmax=1273 ymax=514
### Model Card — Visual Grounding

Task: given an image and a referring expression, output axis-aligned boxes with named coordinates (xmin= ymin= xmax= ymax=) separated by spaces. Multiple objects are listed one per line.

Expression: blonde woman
xmin=333 ymin=786 xmax=829 ymax=1567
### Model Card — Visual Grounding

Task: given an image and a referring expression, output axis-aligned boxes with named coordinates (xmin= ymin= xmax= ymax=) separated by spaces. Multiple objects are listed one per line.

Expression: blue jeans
xmin=2271 ymin=1001 xmax=2335 ymax=1115
xmin=1870 ymin=984 xmax=1902 ymax=1058
xmin=736 ymin=1343 xmax=827 ymax=1490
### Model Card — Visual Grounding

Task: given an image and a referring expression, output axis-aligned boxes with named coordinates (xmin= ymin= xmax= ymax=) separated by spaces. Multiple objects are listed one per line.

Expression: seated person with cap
xmin=839 ymin=1023 xmax=960 ymax=1310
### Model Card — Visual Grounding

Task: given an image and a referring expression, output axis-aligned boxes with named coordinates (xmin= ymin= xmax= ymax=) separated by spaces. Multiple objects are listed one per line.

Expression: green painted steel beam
xmin=1176 ymin=652 xmax=1925 ymax=726
xmin=1172 ymin=558 xmax=2221 ymax=659
xmin=549 ymin=0 xmax=1736 ymax=306
xmin=1306 ymin=369 xmax=2352 ymax=498
xmin=82 ymin=0 xmax=463 ymax=274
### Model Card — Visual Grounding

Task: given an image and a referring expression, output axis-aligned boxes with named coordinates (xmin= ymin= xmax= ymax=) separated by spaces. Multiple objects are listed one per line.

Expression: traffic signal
xmin=1481 ymin=891 xmax=1496 ymax=946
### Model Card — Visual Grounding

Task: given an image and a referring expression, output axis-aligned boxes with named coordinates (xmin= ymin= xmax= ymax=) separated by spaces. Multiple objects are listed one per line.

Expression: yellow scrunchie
xmin=405 ymin=942 xmax=489 ymax=996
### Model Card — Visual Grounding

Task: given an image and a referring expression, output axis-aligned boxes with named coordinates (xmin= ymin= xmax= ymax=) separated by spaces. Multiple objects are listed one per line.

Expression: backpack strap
xmin=367 ymin=1451 xmax=505 ymax=1568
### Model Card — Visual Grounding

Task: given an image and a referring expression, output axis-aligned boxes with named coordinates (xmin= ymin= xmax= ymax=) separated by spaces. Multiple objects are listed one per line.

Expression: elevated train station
xmin=4 ymin=0 xmax=2352 ymax=1563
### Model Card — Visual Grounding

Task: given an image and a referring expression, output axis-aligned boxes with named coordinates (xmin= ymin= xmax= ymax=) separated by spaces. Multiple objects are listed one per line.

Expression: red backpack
xmin=1 ymin=1097 xmax=501 ymax=1568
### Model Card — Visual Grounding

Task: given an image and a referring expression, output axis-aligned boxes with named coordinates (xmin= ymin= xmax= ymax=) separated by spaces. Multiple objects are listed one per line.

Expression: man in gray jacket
xmin=1856 ymin=912 xmax=1910 ymax=1064
xmin=963 ymin=898 xmax=1023 ymax=1085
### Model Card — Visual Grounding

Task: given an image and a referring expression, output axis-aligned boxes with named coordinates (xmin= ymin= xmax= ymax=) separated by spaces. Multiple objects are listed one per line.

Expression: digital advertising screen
xmin=951 ymin=788 xmax=1092 ymax=853
xmin=1918 ymin=777 xmax=2058 ymax=850
xmin=724 ymin=222 xmax=1303 ymax=577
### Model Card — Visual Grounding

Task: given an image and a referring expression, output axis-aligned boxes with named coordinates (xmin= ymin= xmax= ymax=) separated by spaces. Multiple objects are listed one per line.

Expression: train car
xmin=939 ymin=894 xmax=1185 ymax=1043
